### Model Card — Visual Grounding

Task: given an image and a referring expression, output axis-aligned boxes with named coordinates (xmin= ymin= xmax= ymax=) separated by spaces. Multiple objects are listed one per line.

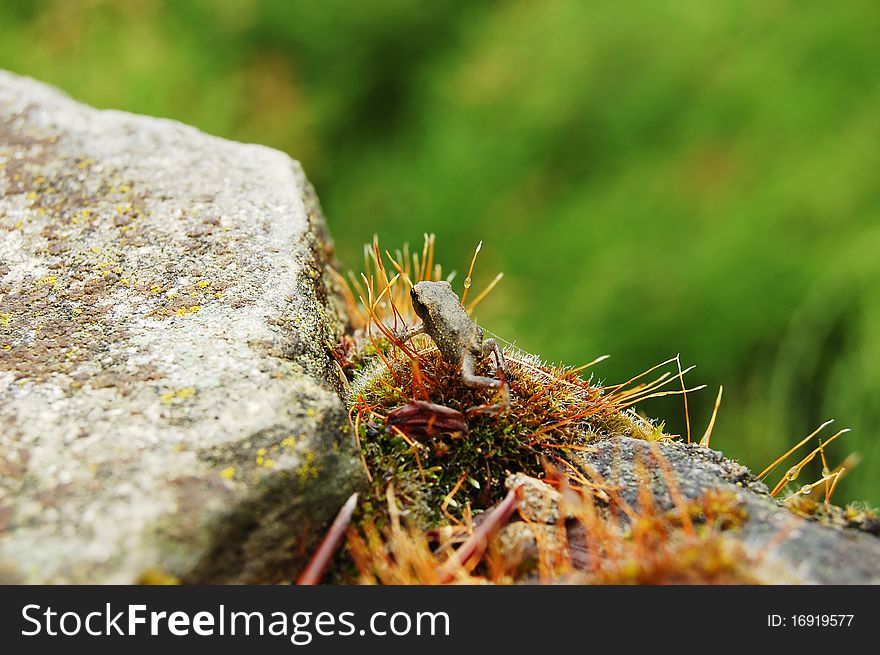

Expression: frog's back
xmin=411 ymin=281 xmax=482 ymax=361
xmin=433 ymin=304 xmax=481 ymax=359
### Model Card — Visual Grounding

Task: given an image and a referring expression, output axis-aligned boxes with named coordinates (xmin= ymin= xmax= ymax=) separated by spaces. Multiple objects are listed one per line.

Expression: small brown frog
xmin=402 ymin=280 xmax=510 ymax=404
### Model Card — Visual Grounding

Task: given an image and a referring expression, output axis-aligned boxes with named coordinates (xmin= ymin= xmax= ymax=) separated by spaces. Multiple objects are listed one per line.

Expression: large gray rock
xmin=575 ymin=438 xmax=880 ymax=584
xmin=0 ymin=71 xmax=361 ymax=583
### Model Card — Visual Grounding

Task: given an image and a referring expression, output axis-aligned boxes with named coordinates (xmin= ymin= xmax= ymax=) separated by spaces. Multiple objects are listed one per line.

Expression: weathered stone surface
xmin=572 ymin=437 xmax=880 ymax=584
xmin=0 ymin=70 xmax=362 ymax=583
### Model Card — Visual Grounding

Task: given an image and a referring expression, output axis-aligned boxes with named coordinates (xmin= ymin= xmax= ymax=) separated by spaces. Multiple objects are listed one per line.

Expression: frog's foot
xmin=466 ymin=384 xmax=510 ymax=417
xmin=462 ymin=351 xmax=503 ymax=391
xmin=462 ymin=350 xmax=511 ymax=415
xmin=481 ymin=338 xmax=511 ymax=380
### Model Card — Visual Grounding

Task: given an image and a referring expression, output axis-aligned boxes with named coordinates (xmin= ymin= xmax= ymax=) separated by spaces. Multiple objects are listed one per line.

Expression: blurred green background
xmin=2 ymin=0 xmax=878 ymax=504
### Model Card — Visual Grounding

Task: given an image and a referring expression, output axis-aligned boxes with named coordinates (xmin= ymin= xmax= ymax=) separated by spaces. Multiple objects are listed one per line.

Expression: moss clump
xmin=329 ymin=236 xmax=670 ymax=532
xmin=786 ymin=496 xmax=880 ymax=535
xmin=349 ymin=338 xmax=655 ymax=527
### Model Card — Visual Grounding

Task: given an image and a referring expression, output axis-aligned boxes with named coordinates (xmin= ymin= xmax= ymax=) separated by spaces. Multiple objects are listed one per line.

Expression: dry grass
xmin=346 ymin=463 xmax=759 ymax=585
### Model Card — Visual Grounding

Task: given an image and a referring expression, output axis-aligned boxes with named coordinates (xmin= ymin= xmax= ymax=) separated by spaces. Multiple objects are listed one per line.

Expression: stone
xmin=0 ymin=70 xmax=362 ymax=583
xmin=505 ymin=473 xmax=564 ymax=524
xmin=495 ymin=440 xmax=880 ymax=583
xmin=571 ymin=437 xmax=880 ymax=584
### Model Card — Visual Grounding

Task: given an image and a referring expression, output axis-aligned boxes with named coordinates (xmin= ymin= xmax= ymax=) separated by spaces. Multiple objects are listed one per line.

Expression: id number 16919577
xmin=768 ymin=614 xmax=854 ymax=628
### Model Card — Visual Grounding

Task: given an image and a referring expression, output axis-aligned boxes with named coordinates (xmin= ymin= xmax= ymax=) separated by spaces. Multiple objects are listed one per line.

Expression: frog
xmin=401 ymin=280 xmax=511 ymax=405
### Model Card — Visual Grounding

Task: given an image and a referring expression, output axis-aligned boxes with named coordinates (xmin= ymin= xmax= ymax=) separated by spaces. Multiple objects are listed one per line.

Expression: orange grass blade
xmin=699 ymin=386 xmax=723 ymax=448
xmin=391 ymin=426 xmax=426 ymax=484
xmin=465 ymin=272 xmax=504 ymax=313
xmin=460 ymin=240 xmax=482 ymax=305
xmin=612 ymin=384 xmax=707 ymax=411
xmin=826 ymin=468 xmax=846 ymax=505
xmin=676 ymin=354 xmax=692 ymax=444
xmin=351 ymin=404 xmax=373 ymax=483
xmin=650 ymin=443 xmax=695 ymax=537
xmin=757 ymin=419 xmax=834 ymax=480
xmin=770 ymin=428 xmax=849 ymax=497
xmin=603 ymin=356 xmax=681 ymax=393
xmin=443 ymin=471 xmax=470 ymax=511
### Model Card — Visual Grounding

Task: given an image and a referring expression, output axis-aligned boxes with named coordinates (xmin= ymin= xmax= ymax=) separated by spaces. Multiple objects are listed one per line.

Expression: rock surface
xmin=0 ymin=70 xmax=361 ymax=583
xmin=495 ymin=439 xmax=880 ymax=583
xmin=571 ymin=437 xmax=880 ymax=583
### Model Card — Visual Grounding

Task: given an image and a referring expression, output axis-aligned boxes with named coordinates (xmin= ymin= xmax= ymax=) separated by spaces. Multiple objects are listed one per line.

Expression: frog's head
xmin=410 ymin=280 xmax=456 ymax=323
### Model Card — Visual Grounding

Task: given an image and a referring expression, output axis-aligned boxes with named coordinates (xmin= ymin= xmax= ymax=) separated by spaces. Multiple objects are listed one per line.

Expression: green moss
xmin=786 ymin=496 xmax=880 ymax=535
xmin=349 ymin=340 xmax=656 ymax=527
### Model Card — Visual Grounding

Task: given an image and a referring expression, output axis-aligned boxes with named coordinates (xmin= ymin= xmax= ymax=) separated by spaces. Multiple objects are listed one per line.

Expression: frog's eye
xmin=410 ymin=287 xmax=429 ymax=319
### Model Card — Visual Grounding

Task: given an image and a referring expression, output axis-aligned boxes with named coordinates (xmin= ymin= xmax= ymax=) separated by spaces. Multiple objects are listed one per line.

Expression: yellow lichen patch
xmin=160 ymin=387 xmax=196 ymax=404
xmin=281 ymin=436 xmax=297 ymax=449
xmin=0 ymin=313 xmax=10 ymax=327
xmin=37 ymin=276 xmax=58 ymax=285
xmin=137 ymin=569 xmax=180 ymax=585
xmin=71 ymin=208 xmax=94 ymax=225
xmin=297 ymin=450 xmax=321 ymax=485
xmin=219 ymin=466 xmax=237 ymax=480
xmin=197 ymin=280 xmax=210 ymax=288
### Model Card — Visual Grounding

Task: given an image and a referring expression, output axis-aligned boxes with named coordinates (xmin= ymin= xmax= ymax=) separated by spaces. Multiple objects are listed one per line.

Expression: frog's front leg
xmin=396 ymin=323 xmax=425 ymax=343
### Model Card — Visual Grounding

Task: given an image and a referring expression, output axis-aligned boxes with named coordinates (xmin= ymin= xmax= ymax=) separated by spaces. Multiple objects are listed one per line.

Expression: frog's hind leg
xmin=481 ymin=338 xmax=510 ymax=379
xmin=461 ymin=350 xmax=502 ymax=390
xmin=462 ymin=348 xmax=511 ymax=415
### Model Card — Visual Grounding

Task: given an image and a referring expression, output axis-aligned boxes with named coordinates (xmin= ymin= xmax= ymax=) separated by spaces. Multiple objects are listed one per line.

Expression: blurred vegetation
xmin=2 ymin=0 xmax=878 ymax=504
